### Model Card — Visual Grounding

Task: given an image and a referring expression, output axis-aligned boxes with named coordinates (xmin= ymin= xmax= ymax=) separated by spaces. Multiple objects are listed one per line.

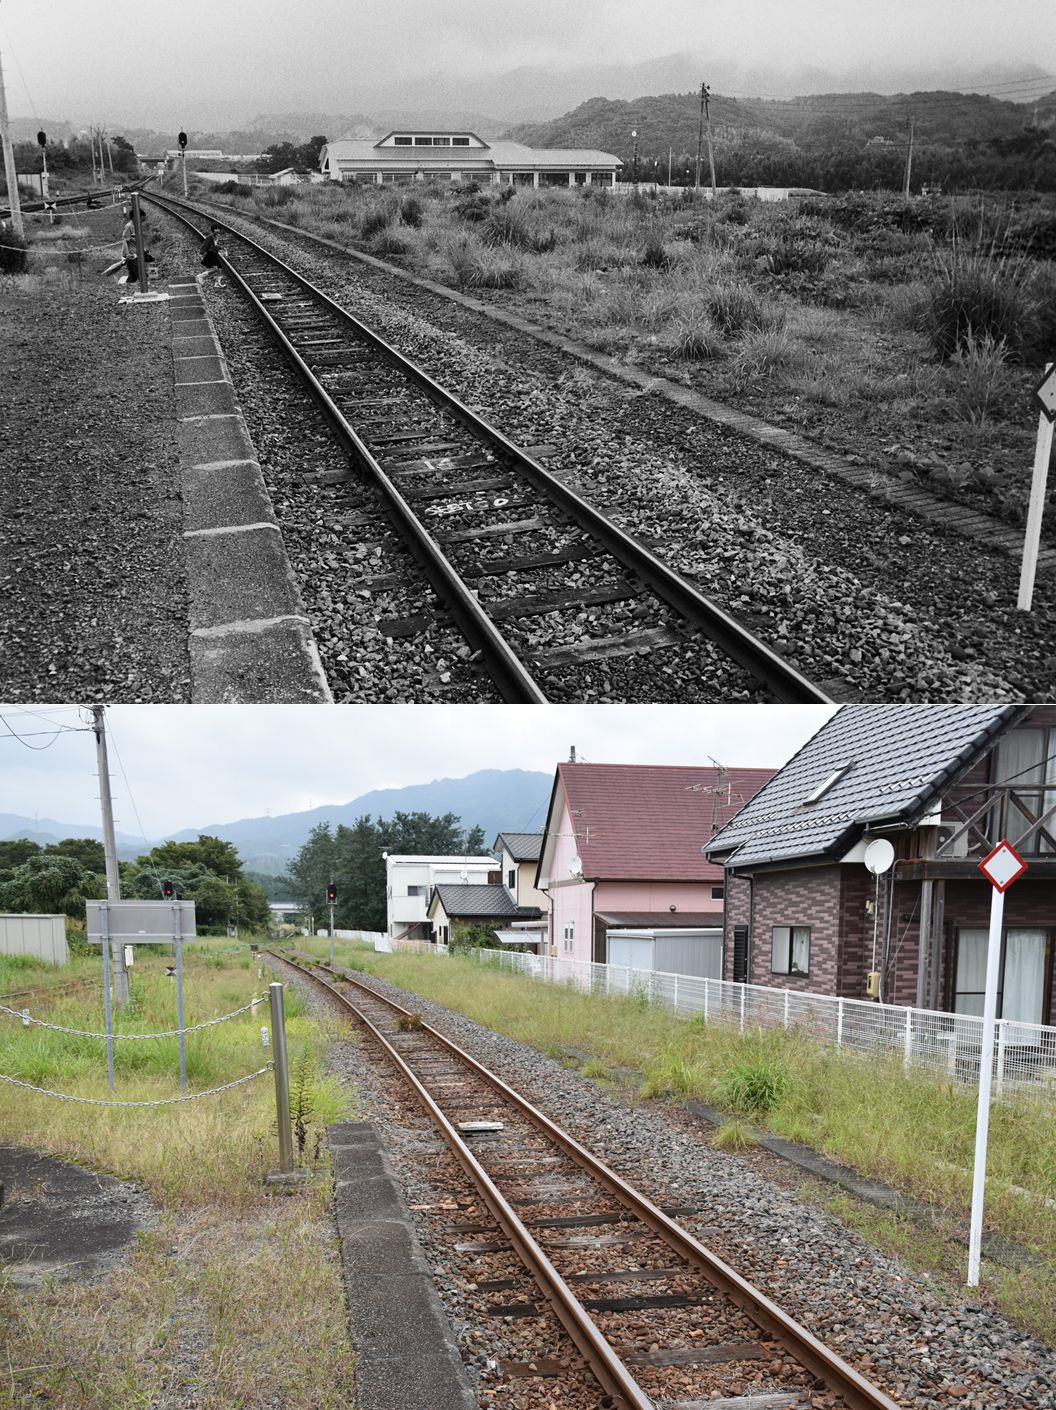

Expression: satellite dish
xmin=569 ymin=854 xmax=583 ymax=878
xmin=459 ymin=869 xmax=469 ymax=883
xmin=864 ymin=839 xmax=895 ymax=875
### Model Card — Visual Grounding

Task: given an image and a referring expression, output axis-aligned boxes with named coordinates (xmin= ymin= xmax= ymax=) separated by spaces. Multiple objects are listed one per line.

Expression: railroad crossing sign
xmin=1035 ymin=364 xmax=1056 ymax=424
xmin=978 ymin=839 xmax=1028 ymax=892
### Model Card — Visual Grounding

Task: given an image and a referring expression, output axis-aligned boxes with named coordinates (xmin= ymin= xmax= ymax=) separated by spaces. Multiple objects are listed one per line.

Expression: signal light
xmin=327 ymin=882 xmax=337 ymax=904
xmin=177 ymin=130 xmax=187 ymax=150
xmin=162 ymin=879 xmax=175 ymax=899
xmin=37 ymin=130 xmax=47 ymax=148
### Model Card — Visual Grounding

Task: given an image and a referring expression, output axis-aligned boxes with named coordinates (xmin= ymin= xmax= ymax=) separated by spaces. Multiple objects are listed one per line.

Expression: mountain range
xmin=0 ymin=768 xmax=553 ymax=875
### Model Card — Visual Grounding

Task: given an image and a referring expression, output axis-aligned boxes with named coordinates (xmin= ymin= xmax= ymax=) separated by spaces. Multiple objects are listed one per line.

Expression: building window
xmin=453 ymin=136 xmax=470 ymax=146
xmin=406 ymin=885 xmax=427 ymax=898
xmin=711 ymin=885 xmax=725 ymax=900
xmin=394 ymin=136 xmax=412 ymax=146
xmin=507 ymin=869 xmax=516 ymax=891
xmin=563 ymin=922 xmax=574 ymax=954
xmin=414 ymin=137 xmax=433 ymax=145
xmin=771 ymin=926 xmax=810 ymax=977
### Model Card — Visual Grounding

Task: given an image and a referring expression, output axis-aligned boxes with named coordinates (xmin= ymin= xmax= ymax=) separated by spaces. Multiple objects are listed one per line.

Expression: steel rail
xmin=282 ymin=951 xmax=903 ymax=1410
xmin=274 ymin=952 xmax=653 ymax=1410
xmin=146 ymin=191 xmax=832 ymax=706
xmin=145 ymin=191 xmax=547 ymax=704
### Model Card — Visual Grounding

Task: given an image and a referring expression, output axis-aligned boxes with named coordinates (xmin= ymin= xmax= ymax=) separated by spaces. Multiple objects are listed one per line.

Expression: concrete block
xmin=189 ymin=619 xmax=330 ymax=703
xmin=355 ymin=1352 xmax=478 ymax=1410
xmin=181 ymin=460 xmax=275 ymax=533
xmin=178 ymin=415 xmax=256 ymax=465
xmin=175 ymin=379 xmax=239 ymax=419
xmin=183 ymin=526 xmax=301 ymax=629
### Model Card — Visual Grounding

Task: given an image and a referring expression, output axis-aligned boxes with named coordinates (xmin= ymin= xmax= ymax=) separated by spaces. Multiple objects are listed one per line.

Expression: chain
xmin=0 ymin=1064 xmax=274 ymax=1107
xmin=0 ymin=994 xmax=269 ymax=1040
xmin=0 ymin=239 xmax=127 ymax=254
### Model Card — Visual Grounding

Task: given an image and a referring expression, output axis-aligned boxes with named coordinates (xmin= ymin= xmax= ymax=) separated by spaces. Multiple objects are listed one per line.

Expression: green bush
xmin=715 ymin=1057 xmax=788 ymax=1114
xmin=707 ymin=284 xmax=783 ymax=336
xmin=399 ymin=195 xmax=424 ymax=228
xmin=0 ymin=230 xmax=29 ymax=274
xmin=360 ymin=206 xmax=393 ymax=239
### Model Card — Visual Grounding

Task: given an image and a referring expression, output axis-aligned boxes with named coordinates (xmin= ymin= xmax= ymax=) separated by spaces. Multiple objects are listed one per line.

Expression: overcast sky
xmin=0 ymin=704 xmax=836 ymax=838
xmin=1 ymin=0 xmax=1052 ymax=127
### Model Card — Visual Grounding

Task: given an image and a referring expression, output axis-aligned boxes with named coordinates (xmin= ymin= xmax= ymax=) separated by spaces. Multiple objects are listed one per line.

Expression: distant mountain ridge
xmin=0 ymin=769 xmax=553 ymax=875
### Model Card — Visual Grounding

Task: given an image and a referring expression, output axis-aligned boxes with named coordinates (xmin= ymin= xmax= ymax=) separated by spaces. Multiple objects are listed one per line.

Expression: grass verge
xmin=0 ymin=941 xmax=358 ymax=1409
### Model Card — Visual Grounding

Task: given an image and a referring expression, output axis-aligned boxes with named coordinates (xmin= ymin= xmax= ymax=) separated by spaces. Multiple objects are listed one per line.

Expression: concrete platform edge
xmin=168 ymin=280 xmax=332 ymax=702
xmin=328 ymin=1120 xmax=478 ymax=1410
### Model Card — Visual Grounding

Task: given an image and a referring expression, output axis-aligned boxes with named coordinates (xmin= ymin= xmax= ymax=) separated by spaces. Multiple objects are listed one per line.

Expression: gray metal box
xmin=86 ymin=899 xmax=197 ymax=943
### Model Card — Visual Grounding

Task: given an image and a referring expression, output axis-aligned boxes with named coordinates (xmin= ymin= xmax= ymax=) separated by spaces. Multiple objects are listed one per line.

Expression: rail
xmin=143 ymin=190 xmax=832 ymax=707
xmin=273 ymin=949 xmax=903 ymax=1410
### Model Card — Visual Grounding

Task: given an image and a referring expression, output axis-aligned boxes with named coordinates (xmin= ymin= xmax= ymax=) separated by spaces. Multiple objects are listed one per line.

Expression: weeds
xmin=713 ymin=1119 xmax=759 ymax=1152
xmin=715 ymin=1056 xmax=788 ymax=1114
xmin=950 ymin=329 xmax=1011 ymax=423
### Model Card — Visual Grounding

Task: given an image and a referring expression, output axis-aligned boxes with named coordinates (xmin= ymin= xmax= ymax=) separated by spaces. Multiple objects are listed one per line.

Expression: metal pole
xmin=0 ymin=44 xmax=25 ymax=239
xmin=695 ymin=82 xmax=705 ymax=190
xmin=91 ymin=706 xmax=128 ymax=1005
xmin=174 ymin=905 xmax=187 ymax=1096
xmin=329 ymin=903 xmax=335 ymax=965
xmin=269 ymin=982 xmax=294 ymax=1173
xmin=182 ymin=148 xmax=188 ymax=199
xmin=1017 ymin=373 xmax=1054 ymax=611
xmin=968 ymin=886 xmax=1004 ymax=1286
xmin=704 ymin=85 xmax=717 ymax=194
xmin=101 ymin=904 xmax=115 ymax=1091
xmin=131 ymin=191 xmax=148 ymax=294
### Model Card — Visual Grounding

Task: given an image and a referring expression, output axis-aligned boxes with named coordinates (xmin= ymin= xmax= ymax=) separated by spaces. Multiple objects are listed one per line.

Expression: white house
xmin=385 ymin=854 xmax=497 ymax=942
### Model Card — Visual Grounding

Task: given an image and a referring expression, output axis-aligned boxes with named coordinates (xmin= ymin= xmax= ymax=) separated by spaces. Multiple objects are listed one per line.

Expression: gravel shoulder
xmin=0 ymin=222 xmax=191 ymax=701
xmin=281 ymin=956 xmax=1056 ymax=1410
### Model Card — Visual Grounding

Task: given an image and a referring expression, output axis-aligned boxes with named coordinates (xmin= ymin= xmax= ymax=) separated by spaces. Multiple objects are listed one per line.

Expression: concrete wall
xmin=0 ymin=913 xmax=68 ymax=965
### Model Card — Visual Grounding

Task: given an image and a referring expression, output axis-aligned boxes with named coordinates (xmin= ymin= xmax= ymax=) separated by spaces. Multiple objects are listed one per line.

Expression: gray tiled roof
xmin=494 ymin=832 xmax=544 ymax=861
xmin=708 ymin=704 xmax=1022 ymax=870
xmin=430 ymin=884 xmax=540 ymax=920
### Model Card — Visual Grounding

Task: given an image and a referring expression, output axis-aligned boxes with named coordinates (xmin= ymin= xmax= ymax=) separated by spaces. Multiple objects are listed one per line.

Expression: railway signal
xmin=327 ymin=882 xmax=336 ymax=964
xmin=1018 ymin=362 xmax=1055 ymax=611
xmin=162 ymin=879 xmax=175 ymax=899
xmin=178 ymin=128 xmax=188 ymax=197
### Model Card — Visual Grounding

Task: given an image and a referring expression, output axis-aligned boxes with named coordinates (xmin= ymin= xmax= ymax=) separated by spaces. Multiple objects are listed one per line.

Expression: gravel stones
xmin=0 ymin=243 xmax=191 ymax=700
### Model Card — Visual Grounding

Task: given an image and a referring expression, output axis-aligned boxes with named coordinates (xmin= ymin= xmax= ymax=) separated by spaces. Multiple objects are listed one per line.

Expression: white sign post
xmin=968 ymin=840 xmax=1028 ymax=1286
xmin=1018 ymin=363 xmax=1055 ymax=612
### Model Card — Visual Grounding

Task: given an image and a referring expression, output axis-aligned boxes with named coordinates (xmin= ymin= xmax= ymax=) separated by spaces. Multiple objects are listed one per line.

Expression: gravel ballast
xmin=1 ymin=223 xmax=192 ymax=701
xmin=276 ymin=956 xmax=1056 ymax=1410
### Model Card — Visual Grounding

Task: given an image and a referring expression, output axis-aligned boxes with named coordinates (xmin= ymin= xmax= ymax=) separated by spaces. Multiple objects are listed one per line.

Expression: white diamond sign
xmin=1035 ymin=364 xmax=1056 ymax=424
xmin=978 ymin=840 xmax=1028 ymax=892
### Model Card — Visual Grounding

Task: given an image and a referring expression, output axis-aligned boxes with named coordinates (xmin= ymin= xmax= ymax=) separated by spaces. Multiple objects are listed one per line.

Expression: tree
xmin=143 ymin=836 xmax=243 ymax=883
xmin=45 ymin=837 xmax=107 ymax=872
xmin=0 ymin=839 xmax=41 ymax=870
xmin=0 ymin=853 xmax=101 ymax=917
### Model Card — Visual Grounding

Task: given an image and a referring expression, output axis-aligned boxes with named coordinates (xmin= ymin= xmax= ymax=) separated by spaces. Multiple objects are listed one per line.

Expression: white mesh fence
xmin=446 ymin=947 xmax=1056 ymax=1101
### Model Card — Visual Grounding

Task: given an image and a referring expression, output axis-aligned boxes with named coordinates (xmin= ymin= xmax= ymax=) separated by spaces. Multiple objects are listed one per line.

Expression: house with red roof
xmin=535 ymin=760 xmax=776 ymax=976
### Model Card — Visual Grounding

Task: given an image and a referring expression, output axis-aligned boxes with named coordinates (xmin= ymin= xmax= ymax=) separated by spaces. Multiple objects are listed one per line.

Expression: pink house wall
xmin=546 ymin=799 xmax=724 ymax=963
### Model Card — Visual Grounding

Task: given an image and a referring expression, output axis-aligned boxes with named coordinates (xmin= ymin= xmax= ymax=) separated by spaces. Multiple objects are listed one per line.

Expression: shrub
xmin=371 ymin=230 xmax=408 ymax=259
xmin=922 ymin=217 xmax=1032 ymax=360
xmin=706 ymin=284 xmax=783 ymax=336
xmin=482 ymin=202 xmax=531 ymax=247
xmin=360 ymin=206 xmax=393 ymax=239
xmin=713 ymin=1119 xmax=759 ymax=1152
xmin=950 ymin=330 xmax=1011 ymax=424
xmin=641 ymin=236 xmax=671 ymax=270
xmin=667 ymin=315 xmax=724 ymax=360
xmin=399 ymin=195 xmax=425 ymax=228
xmin=715 ymin=1057 xmax=787 ymax=1114
xmin=730 ymin=325 xmax=802 ymax=384
xmin=0 ymin=230 xmax=29 ymax=274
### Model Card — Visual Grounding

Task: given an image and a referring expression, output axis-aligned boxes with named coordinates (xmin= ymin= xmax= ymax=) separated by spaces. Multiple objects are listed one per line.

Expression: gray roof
xmin=430 ymin=884 xmax=541 ymax=920
xmin=494 ymin=831 xmax=543 ymax=862
xmin=708 ymin=704 xmax=1022 ymax=870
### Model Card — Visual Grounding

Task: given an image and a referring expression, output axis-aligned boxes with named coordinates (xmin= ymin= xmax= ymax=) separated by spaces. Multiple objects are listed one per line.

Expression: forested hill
xmin=509 ymin=89 xmax=1056 ymax=191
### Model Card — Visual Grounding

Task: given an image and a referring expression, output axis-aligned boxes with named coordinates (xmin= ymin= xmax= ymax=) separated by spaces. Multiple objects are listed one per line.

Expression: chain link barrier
xmin=0 ymin=994 xmax=269 ymax=1040
xmin=0 ymin=238 xmax=125 ymax=254
xmin=0 ymin=1064 xmax=274 ymax=1107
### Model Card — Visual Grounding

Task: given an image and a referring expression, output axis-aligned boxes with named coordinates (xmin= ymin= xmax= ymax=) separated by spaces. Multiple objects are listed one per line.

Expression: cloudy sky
xmin=1 ymin=0 xmax=1052 ymax=127
xmin=0 ymin=704 xmax=836 ymax=837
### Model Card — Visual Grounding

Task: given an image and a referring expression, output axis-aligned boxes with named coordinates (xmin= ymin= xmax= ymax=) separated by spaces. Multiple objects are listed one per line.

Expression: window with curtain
xmin=771 ymin=925 xmax=810 ymax=976
xmin=993 ymin=728 xmax=1056 ymax=854
xmin=954 ymin=927 xmax=1050 ymax=1029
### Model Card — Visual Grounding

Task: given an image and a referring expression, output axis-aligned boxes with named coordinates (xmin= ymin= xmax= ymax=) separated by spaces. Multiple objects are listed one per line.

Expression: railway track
xmin=147 ymin=191 xmax=831 ymax=705
xmin=275 ymin=950 xmax=901 ymax=1410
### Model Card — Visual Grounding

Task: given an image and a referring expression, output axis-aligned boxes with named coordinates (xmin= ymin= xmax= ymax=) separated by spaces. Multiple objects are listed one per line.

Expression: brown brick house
xmin=707 ymin=704 xmax=1056 ymax=1029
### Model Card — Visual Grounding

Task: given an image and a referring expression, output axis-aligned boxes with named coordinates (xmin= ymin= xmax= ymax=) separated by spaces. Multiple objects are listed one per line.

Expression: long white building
xmin=321 ymin=129 xmax=622 ymax=188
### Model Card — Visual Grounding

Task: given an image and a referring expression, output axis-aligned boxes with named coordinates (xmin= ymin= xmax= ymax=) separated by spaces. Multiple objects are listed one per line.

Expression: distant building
xmin=320 ymin=130 xmax=622 ymax=188
xmin=427 ymin=882 xmax=544 ymax=949
xmin=385 ymin=854 xmax=497 ymax=943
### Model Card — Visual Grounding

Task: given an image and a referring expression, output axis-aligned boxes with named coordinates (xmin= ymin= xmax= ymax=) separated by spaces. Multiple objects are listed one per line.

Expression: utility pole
xmin=903 ymin=115 xmax=915 ymax=198
xmin=0 ymin=43 xmax=25 ymax=239
xmin=631 ymin=127 xmax=638 ymax=188
xmin=695 ymin=82 xmax=705 ymax=190
xmin=91 ymin=706 xmax=129 ymax=1006
xmin=704 ymin=83 xmax=717 ymax=194
xmin=667 ymin=144 xmax=672 ymax=187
